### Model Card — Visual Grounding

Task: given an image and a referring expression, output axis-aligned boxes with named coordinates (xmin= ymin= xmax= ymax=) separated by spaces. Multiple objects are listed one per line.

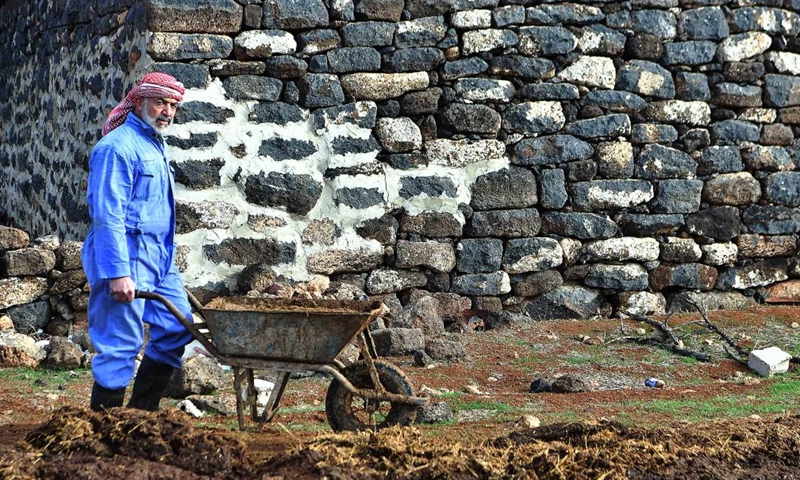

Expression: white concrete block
xmin=748 ymin=346 xmax=792 ymax=377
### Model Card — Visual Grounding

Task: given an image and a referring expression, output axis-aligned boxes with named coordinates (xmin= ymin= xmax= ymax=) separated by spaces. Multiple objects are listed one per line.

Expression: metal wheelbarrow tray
xmin=137 ymin=291 xmax=427 ymax=431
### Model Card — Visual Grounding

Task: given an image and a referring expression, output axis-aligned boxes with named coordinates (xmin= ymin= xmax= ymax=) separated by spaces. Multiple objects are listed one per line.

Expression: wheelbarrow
xmin=135 ymin=290 xmax=428 ymax=432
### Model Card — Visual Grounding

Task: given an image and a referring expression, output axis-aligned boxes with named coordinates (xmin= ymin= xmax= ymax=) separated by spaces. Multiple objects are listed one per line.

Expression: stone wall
xmin=2 ymin=0 xmax=800 ymax=321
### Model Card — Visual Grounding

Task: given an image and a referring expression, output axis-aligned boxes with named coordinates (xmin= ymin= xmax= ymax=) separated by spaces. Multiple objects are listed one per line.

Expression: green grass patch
xmin=450 ymin=399 xmax=513 ymax=413
xmin=280 ymin=403 xmax=325 ymax=414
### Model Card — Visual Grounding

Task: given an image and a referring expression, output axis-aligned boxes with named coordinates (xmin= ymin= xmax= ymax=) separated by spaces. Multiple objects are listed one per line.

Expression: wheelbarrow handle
xmin=134 ymin=290 xmax=196 ymax=332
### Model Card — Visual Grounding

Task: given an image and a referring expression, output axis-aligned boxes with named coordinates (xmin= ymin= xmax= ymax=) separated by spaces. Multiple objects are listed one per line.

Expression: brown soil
xmin=1 ymin=305 xmax=799 ymax=479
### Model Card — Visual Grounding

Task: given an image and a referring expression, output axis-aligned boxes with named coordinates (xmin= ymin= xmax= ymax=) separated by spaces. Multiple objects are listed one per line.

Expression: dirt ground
xmin=1 ymin=304 xmax=800 ymax=479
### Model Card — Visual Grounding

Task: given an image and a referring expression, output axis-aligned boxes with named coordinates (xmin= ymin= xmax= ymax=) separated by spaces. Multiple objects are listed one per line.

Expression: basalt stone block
xmin=383 ymin=153 xmax=429 ymax=170
xmin=625 ymin=33 xmax=664 ymax=60
xmin=636 ymin=144 xmax=696 ymax=179
xmin=743 ymin=205 xmax=800 ymax=234
xmin=355 ymin=0 xmax=404 ymax=21
xmin=488 ymin=56 xmax=554 ymax=80
xmin=717 ymin=258 xmax=788 ymax=290
xmin=583 ymin=237 xmax=660 ymax=262
xmin=365 ymin=269 xmax=428 ymax=295
xmin=559 ymin=56 xmax=616 ymax=90
xmin=761 ymin=124 xmax=794 ymax=146
xmin=712 ymin=83 xmax=762 ymax=108
xmin=452 ymin=9 xmax=492 ymax=28
xmin=400 ymin=212 xmax=462 ymax=238
xmin=312 ymin=101 xmax=377 ymax=130
xmin=244 ymin=172 xmax=322 ymax=215
xmin=208 ymin=59 xmax=266 ymax=77
xmin=513 ymin=135 xmax=593 ymax=166
xmin=736 ymin=234 xmax=796 ymax=258
xmin=375 ymin=117 xmax=422 ymax=153
xmin=357 ymin=215 xmax=398 ymax=245
xmin=172 ymin=158 xmax=224 ymax=189
xmin=151 ymin=62 xmax=209 ymax=89
xmin=306 ymin=247 xmax=383 ymax=274
xmin=703 ymin=173 xmax=761 ymax=206
xmin=148 ymin=33 xmax=233 ymax=60
xmin=204 ymin=237 xmax=296 ymax=266
xmin=724 ymin=62 xmax=765 ymax=83
xmin=563 ymin=114 xmax=631 ymax=139
xmin=467 ymin=209 xmax=541 ymax=238
xmin=566 ymin=161 xmax=598 ymax=182
xmin=662 ymin=40 xmax=717 ymax=65
xmin=512 ymin=270 xmax=564 ymax=297
xmin=765 ymin=75 xmax=800 ymax=108
xmin=520 ymin=83 xmax=580 ymax=101
xmin=400 ymin=176 xmax=457 ymax=199
xmin=678 ymin=7 xmax=728 ymax=40
xmin=570 ymin=180 xmax=654 ymax=211
xmin=55 ymin=241 xmax=83 ymax=272
xmin=401 ymin=88 xmax=442 ymax=115
xmin=764 ymin=172 xmax=800 ymax=207
xmin=732 ymin=7 xmax=800 ymax=36
xmin=395 ymin=16 xmax=447 ymax=47
xmin=176 ymin=200 xmax=238 ymax=234
xmin=462 ymin=29 xmax=519 ymax=55
xmin=383 ymin=47 xmax=444 ymax=72
xmin=396 ymin=240 xmax=456 ymax=273
xmin=262 ymin=0 xmax=328 ymax=29
xmin=503 ymin=101 xmax=565 ymax=135
xmin=166 ymin=132 xmax=217 ymax=150
xmin=517 ymin=26 xmax=576 ymax=56
xmin=583 ymin=91 xmax=646 ymax=113
xmin=457 ymin=238 xmax=503 ymax=273
xmin=617 ymin=60 xmax=675 ymax=99
xmin=441 ymin=57 xmax=489 ymax=81
xmin=711 ymin=120 xmax=760 ymax=145
xmin=631 ymin=9 xmax=676 ymax=40
xmin=596 ymin=141 xmax=634 ymax=178
xmin=523 ymin=285 xmax=603 ymax=321
xmin=340 ymin=72 xmax=429 ymax=101
xmin=173 ymin=102 xmax=234 ymax=124
xmin=702 ymin=243 xmax=739 ymax=266
xmin=265 ymin=55 xmax=308 ymax=79
xmin=685 ymin=206 xmax=742 ymax=240
xmin=502 ymin=237 xmax=562 ymax=274
xmin=534 ymin=4 xmax=604 ymax=25
xmin=719 ymin=32 xmax=772 ymax=63
xmin=451 ymin=272 xmax=511 ymax=296
xmin=147 ymin=0 xmax=242 ymax=33
xmin=259 ymin=137 xmax=317 ymax=161
xmin=299 ymin=73 xmax=345 ymax=107
xmin=653 ymin=179 xmax=702 ymax=213
xmin=541 ymin=212 xmax=617 ymax=240
xmin=340 ymin=23 xmax=394 ymax=49
xmin=650 ymin=263 xmax=717 ymax=290
xmin=681 ymin=129 xmax=711 ymax=153
xmin=1 ymin=248 xmax=55 ymax=277
xmin=586 ymin=264 xmax=649 ymax=291
xmin=234 ymin=30 xmax=296 ymax=59
xmin=335 ymin=188 xmax=384 ymax=208
xmin=660 ymin=237 xmax=702 ymax=263
xmin=441 ymin=103 xmax=501 ymax=134
xmin=615 ymin=213 xmax=684 ymax=236
xmin=327 ymin=47 xmax=381 ymax=73
xmin=575 ymin=24 xmax=627 ymax=55
xmin=298 ymin=29 xmax=341 ymax=54
xmin=666 ymin=290 xmax=756 ymax=313
xmin=250 ymin=102 xmax=305 ymax=125
xmin=0 ymin=277 xmax=48 ymax=310
xmin=697 ymin=146 xmax=743 ymax=175
xmin=425 ymin=139 xmax=506 ymax=167
xmin=471 ymin=167 xmax=537 ymax=210
xmin=538 ymin=169 xmax=568 ymax=210
xmin=643 ymin=100 xmax=710 ymax=125
xmin=675 ymin=72 xmax=710 ymax=102
xmin=630 ymin=124 xmax=678 ymax=145
xmin=6 ymin=301 xmax=50 ymax=334
xmin=454 ymin=78 xmax=515 ymax=103
xmin=222 ymin=75 xmax=282 ymax=101
xmin=494 ymin=5 xmax=526 ymax=26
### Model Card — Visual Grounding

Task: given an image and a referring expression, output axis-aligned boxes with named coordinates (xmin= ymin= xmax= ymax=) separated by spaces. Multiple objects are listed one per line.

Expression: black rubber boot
xmin=90 ymin=383 xmax=126 ymax=411
xmin=127 ymin=355 xmax=176 ymax=411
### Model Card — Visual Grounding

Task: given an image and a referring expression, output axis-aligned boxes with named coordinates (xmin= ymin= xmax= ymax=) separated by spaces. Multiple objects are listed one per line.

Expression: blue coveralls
xmin=82 ymin=113 xmax=193 ymax=391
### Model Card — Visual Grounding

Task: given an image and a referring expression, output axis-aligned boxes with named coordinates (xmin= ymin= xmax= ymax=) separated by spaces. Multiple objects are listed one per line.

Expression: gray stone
xmin=512 ymin=270 xmax=564 ymax=297
xmin=393 ymin=296 xmax=445 ymax=337
xmin=742 ymin=146 xmax=794 ymax=172
xmin=697 ymin=146 xmax=744 ymax=175
xmin=166 ymin=132 xmax=218 ymax=150
xmin=586 ymin=264 xmax=649 ymax=291
xmin=172 ymin=158 xmax=224 ymax=190
xmin=442 ymin=103 xmax=502 ymax=134
xmin=204 ymin=237 xmax=296 ymax=266
xmin=520 ymin=83 xmax=580 ymax=101
xmin=147 ymin=0 xmax=242 ymax=33
xmin=265 ymin=55 xmax=308 ymax=79
xmin=441 ymin=57 xmax=489 ymax=81
xmin=355 ymin=0 xmax=404 ymax=21
xmin=583 ymin=91 xmax=647 ymax=113
xmin=517 ymin=26 xmax=576 ymax=56
xmin=675 ymin=72 xmax=710 ymax=102
xmin=261 ymin=0 xmax=329 ymax=29
xmin=237 ymin=264 xmax=277 ymax=293
xmin=244 ymin=171 xmax=322 ymax=215
xmin=666 ymin=290 xmax=757 ymax=313
xmin=376 ymin=117 xmax=422 ymax=152
xmin=151 ymin=62 xmax=210 ymax=89
xmin=372 ymin=328 xmax=425 ymax=356
xmin=503 ymin=101 xmax=565 ymax=135
xmin=312 ymin=101 xmax=377 ymax=130
xmin=582 ymin=237 xmax=660 ymax=262
xmin=44 ymin=337 xmax=82 ymax=370
xmin=736 ymin=234 xmax=796 ymax=258
xmin=559 ymin=55 xmax=616 ymax=89
xmin=148 ymin=33 xmax=233 ymax=60
xmin=719 ymin=32 xmax=773 ymax=63
xmin=425 ymin=336 xmax=467 ymax=361
xmin=301 ymin=219 xmax=338 ymax=245
xmin=176 ymin=201 xmax=238 ymax=234
xmin=617 ymin=60 xmax=675 ymax=99
xmin=396 ymin=240 xmax=456 ymax=273
xmin=489 ymin=56 xmax=555 ymax=80
xmin=551 ymin=374 xmax=592 ymax=393
xmin=662 ymin=41 xmax=717 ymax=65
xmin=635 ymin=144 xmax=696 ymax=179
xmin=400 ymin=176 xmax=457 ymax=199
xmin=596 ymin=141 xmax=634 ymax=178
xmin=724 ymin=62 xmax=765 ymax=84
xmin=471 ymin=167 xmax=537 ymax=210
xmin=618 ymin=291 xmax=667 ymax=317
xmin=650 ymin=263 xmax=718 ymax=290
xmin=417 ymin=401 xmax=454 ymax=424
xmin=6 ymin=301 xmax=50 ymax=334
xmin=395 ymin=16 xmax=447 ymax=47
xmin=533 ymin=4 xmax=604 ymax=25
xmin=366 ymin=269 xmax=428 ymax=295
xmin=570 ymin=180 xmax=654 ymax=211
xmin=56 ymin=240 xmax=82 ymax=270
xmin=494 ymin=5 xmax=526 ymax=27
xmin=425 ymin=139 xmax=506 ymax=167
xmin=457 ymin=238 xmax=503 ymax=274
xmin=712 ymin=83 xmax=762 ymax=108
xmin=644 ymin=100 xmax=711 ymax=126
xmin=306 ymin=247 xmax=383 ymax=274
xmin=384 ymin=47 xmax=445 ymax=73
xmin=298 ymin=29 xmax=342 ymax=53
xmin=681 ymin=129 xmax=711 ymax=153
xmin=685 ymin=206 xmax=742 ymax=241
xmin=222 ymin=75 xmax=282 ymax=101
xmin=701 ymin=243 xmax=738 ymax=266
xmin=462 ymin=29 xmax=518 ymax=55
xmin=678 ymin=7 xmax=728 ymax=40
xmin=631 ymin=9 xmax=676 ymax=40
xmin=467 ymin=209 xmax=541 ymax=238
xmin=49 ymin=270 xmax=87 ymax=296
xmin=259 ymin=137 xmax=317 ymax=161
xmin=207 ymin=59 xmax=266 ymax=76
xmin=399 ymin=212 xmax=462 ymax=238
xmin=451 ymin=272 xmax=511 ymax=296
xmin=764 ymin=172 xmax=800 ymax=207
xmin=334 ymin=187 xmax=384 ymax=208
xmin=1 ymin=248 xmax=55 ymax=276
xmin=716 ymin=258 xmax=788 ymax=290
xmin=659 ymin=237 xmax=702 ymax=263
xmin=653 ymin=179 xmax=703 ymax=213
xmin=743 ymin=205 xmax=800 ymax=235
xmin=250 ymin=102 xmax=305 ymax=125
xmin=298 ymin=73 xmax=345 ymax=107
xmin=523 ymin=285 xmax=603 ymax=321
xmin=357 ymin=215 xmax=397 ymax=245
xmin=539 ymin=169 xmax=568 ymax=210
xmin=0 ymin=226 xmax=29 ymax=251
xmin=340 ymin=72 xmax=429 ymax=101
xmin=454 ymin=78 xmax=515 ymax=102
xmin=503 ymin=237 xmax=562 ymax=274
xmin=513 ymin=135 xmax=593 ymax=166
xmin=711 ymin=120 xmax=760 ymax=145
xmin=732 ymin=7 xmax=800 ymax=36
xmin=575 ymin=25 xmax=627 ymax=55
xmin=615 ymin=213 xmax=684 ymax=236
xmin=703 ymin=173 xmax=762 ymax=206
xmin=166 ymin=355 xmax=226 ymax=398
xmin=401 ymin=88 xmax=442 ymax=115
xmin=327 ymin=47 xmax=381 ymax=72
xmin=563 ymin=114 xmax=631 ymax=139
xmin=541 ymin=212 xmax=618 ymax=240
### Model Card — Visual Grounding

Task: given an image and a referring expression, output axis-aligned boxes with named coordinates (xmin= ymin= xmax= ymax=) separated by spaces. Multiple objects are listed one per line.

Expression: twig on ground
xmin=686 ymin=299 xmax=749 ymax=360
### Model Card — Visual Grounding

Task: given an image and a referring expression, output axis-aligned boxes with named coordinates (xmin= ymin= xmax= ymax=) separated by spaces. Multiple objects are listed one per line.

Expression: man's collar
xmin=125 ymin=112 xmax=158 ymax=137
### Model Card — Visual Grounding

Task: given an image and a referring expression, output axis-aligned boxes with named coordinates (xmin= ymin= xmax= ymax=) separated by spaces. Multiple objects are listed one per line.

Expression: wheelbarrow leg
xmin=233 ymin=367 xmax=246 ymax=430
xmin=259 ymin=371 xmax=290 ymax=423
xmin=247 ymin=368 xmax=259 ymax=421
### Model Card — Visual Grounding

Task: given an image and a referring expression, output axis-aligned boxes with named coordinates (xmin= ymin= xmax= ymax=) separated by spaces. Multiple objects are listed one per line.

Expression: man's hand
xmin=110 ymin=276 xmax=136 ymax=302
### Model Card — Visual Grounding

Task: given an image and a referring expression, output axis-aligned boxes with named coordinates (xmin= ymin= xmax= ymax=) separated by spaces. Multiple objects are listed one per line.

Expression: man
xmin=82 ymin=72 xmax=194 ymax=411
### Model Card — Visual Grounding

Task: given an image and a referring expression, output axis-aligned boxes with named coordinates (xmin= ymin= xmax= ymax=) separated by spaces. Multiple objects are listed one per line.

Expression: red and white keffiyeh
xmin=102 ymin=72 xmax=185 ymax=136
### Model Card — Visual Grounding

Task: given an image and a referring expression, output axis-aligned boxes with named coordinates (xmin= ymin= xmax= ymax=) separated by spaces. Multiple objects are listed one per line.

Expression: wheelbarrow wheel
xmin=325 ymin=360 xmax=417 ymax=432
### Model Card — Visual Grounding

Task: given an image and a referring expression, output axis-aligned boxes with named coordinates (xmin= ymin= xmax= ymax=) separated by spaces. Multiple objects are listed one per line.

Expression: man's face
xmin=137 ymin=97 xmax=180 ymax=133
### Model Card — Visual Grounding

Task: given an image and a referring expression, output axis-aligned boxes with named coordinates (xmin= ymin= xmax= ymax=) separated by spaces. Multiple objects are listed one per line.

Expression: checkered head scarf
xmin=102 ymin=72 xmax=185 ymax=136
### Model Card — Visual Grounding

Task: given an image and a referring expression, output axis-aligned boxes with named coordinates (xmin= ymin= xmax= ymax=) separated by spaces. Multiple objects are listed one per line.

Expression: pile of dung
xmin=260 ymin=416 xmax=800 ymax=480
xmin=0 ymin=406 xmax=256 ymax=480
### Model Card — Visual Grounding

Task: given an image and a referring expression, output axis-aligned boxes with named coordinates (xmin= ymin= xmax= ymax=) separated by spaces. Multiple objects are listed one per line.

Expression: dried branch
xmin=625 ymin=313 xmax=711 ymax=362
xmin=628 ymin=337 xmax=711 ymax=362
xmin=631 ymin=314 xmax=681 ymax=346
xmin=686 ymin=299 xmax=750 ymax=359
